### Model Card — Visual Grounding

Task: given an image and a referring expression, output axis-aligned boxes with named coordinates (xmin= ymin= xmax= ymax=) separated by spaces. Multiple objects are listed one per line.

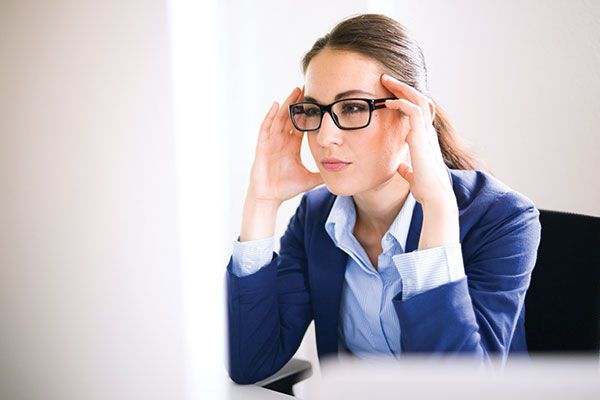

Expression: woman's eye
xmin=305 ymin=107 xmax=321 ymax=117
xmin=341 ymin=103 xmax=368 ymax=114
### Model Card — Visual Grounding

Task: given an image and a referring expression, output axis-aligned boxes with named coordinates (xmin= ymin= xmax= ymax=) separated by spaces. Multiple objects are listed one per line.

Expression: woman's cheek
xmin=394 ymin=142 xmax=410 ymax=170
xmin=380 ymin=132 xmax=401 ymax=169
xmin=370 ymin=145 xmax=397 ymax=183
xmin=307 ymin=135 xmax=321 ymax=167
xmin=385 ymin=120 xmax=409 ymax=170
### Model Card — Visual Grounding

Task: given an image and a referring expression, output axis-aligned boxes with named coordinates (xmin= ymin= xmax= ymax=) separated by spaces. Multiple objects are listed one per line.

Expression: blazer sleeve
xmin=392 ymin=190 xmax=541 ymax=358
xmin=226 ymin=194 xmax=313 ymax=384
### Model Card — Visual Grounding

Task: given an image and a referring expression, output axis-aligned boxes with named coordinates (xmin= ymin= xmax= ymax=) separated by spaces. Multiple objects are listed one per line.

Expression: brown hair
xmin=302 ymin=14 xmax=487 ymax=172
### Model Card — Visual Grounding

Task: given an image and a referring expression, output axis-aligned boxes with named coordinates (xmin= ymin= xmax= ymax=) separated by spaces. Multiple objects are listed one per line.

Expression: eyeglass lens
xmin=290 ymin=99 xmax=371 ymax=130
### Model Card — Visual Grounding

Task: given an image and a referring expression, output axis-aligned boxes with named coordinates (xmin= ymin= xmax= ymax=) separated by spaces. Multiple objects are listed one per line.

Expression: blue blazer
xmin=226 ymin=169 xmax=541 ymax=384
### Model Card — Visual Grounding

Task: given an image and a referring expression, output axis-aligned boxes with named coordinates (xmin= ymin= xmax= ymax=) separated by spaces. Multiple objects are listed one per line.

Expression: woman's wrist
xmin=418 ymin=199 xmax=460 ymax=250
xmin=419 ymin=187 xmax=457 ymax=211
xmin=240 ymin=196 xmax=281 ymax=242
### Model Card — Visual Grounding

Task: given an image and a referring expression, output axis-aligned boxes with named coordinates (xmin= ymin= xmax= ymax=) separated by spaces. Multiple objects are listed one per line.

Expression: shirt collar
xmin=325 ymin=192 xmax=416 ymax=252
xmin=325 ymin=195 xmax=356 ymax=248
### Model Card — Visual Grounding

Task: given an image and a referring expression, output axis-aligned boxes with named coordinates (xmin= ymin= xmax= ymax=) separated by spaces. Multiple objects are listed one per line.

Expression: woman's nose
xmin=316 ymin=112 xmax=344 ymax=147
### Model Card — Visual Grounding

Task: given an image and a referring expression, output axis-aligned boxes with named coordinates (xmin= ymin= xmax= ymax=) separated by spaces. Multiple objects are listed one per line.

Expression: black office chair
xmin=256 ymin=358 xmax=312 ymax=396
xmin=525 ymin=209 xmax=600 ymax=353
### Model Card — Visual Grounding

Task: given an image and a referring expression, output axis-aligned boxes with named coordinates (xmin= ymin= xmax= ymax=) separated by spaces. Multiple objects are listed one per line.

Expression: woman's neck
xmin=352 ymin=173 xmax=411 ymax=239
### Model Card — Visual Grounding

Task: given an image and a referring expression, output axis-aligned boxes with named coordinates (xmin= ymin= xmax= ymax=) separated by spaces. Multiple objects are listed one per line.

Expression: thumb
xmin=397 ymin=162 xmax=414 ymax=184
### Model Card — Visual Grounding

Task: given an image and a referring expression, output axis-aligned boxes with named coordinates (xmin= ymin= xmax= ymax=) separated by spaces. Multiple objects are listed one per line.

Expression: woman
xmin=226 ymin=14 xmax=541 ymax=384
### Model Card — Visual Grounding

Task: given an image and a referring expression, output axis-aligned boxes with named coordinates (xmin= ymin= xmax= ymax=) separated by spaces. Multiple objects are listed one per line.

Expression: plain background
xmin=1 ymin=0 xmax=598 ymax=399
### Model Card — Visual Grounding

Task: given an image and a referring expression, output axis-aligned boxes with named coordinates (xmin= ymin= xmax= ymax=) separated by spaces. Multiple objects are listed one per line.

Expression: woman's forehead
xmin=304 ymin=49 xmax=387 ymax=102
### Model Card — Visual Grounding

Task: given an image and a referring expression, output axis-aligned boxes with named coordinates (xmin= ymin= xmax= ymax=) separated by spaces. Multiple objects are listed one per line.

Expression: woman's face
xmin=304 ymin=49 xmax=410 ymax=196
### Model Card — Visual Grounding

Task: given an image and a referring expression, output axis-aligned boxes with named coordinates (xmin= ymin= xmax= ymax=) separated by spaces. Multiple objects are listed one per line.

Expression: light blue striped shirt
xmin=231 ymin=192 xmax=465 ymax=358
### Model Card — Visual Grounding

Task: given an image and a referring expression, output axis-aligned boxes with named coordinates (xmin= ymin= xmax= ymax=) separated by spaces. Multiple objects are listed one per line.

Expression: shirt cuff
xmin=392 ymin=242 xmax=465 ymax=300
xmin=231 ymin=236 xmax=276 ymax=277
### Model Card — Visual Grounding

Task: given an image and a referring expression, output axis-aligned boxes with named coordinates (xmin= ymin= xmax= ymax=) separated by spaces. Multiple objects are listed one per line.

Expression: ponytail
xmin=432 ymin=99 xmax=490 ymax=173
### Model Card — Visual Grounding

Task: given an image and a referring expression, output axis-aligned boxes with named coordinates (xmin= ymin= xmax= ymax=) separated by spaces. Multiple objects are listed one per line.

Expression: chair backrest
xmin=525 ymin=209 xmax=600 ymax=352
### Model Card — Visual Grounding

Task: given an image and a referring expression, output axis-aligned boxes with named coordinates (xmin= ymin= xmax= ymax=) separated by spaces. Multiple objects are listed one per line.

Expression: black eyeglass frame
xmin=288 ymin=97 xmax=397 ymax=132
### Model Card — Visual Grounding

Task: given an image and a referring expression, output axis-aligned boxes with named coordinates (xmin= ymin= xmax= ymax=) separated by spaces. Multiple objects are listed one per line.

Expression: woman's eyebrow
xmin=334 ymin=89 xmax=377 ymax=100
xmin=303 ymin=95 xmax=318 ymax=103
xmin=303 ymin=90 xmax=378 ymax=103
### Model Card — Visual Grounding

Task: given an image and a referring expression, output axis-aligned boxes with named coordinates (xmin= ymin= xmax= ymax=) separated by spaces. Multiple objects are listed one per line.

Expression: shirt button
xmin=405 ymin=278 xmax=414 ymax=287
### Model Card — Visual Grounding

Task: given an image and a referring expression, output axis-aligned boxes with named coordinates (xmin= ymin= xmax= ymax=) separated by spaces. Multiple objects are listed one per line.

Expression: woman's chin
xmin=322 ymin=180 xmax=358 ymax=197
xmin=322 ymin=170 xmax=405 ymax=197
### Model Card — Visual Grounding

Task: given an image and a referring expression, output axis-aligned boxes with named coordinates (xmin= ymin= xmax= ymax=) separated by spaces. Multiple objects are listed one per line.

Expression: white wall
xmin=0 ymin=1 xmax=185 ymax=399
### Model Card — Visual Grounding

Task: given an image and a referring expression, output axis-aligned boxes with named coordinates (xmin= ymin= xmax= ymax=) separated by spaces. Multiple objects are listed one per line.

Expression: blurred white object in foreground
xmin=307 ymin=355 xmax=600 ymax=400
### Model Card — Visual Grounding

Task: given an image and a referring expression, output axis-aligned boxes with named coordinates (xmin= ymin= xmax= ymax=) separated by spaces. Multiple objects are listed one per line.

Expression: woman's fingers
xmin=258 ymin=101 xmax=279 ymax=142
xmin=386 ymin=97 xmax=444 ymax=172
xmin=289 ymin=87 xmax=305 ymax=135
xmin=381 ymin=74 xmax=434 ymax=127
xmin=281 ymin=88 xmax=306 ymax=149
xmin=271 ymin=87 xmax=301 ymax=135
xmin=397 ymin=161 xmax=414 ymax=183
xmin=384 ymin=98 xmax=428 ymax=148
xmin=381 ymin=74 xmax=425 ymax=103
xmin=381 ymin=74 xmax=440 ymax=156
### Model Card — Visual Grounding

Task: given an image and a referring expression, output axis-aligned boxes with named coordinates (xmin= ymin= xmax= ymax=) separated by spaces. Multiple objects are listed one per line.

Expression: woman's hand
xmin=241 ymin=87 xmax=323 ymax=241
xmin=381 ymin=74 xmax=459 ymax=249
xmin=381 ymin=74 xmax=456 ymax=211
xmin=247 ymin=87 xmax=323 ymax=207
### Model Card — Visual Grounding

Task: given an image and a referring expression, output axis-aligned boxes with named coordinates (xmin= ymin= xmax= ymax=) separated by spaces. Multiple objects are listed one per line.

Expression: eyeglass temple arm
xmin=373 ymin=97 xmax=397 ymax=109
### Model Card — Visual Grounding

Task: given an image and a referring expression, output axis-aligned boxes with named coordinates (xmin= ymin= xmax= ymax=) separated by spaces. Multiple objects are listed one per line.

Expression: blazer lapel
xmin=405 ymin=201 xmax=423 ymax=253
xmin=308 ymin=211 xmax=348 ymax=358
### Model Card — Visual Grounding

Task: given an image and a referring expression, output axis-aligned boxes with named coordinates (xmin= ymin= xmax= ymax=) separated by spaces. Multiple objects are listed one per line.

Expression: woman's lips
xmin=321 ymin=157 xmax=351 ymax=172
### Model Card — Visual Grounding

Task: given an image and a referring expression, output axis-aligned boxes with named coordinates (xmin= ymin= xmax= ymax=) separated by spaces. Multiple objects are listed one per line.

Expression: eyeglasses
xmin=288 ymin=97 xmax=395 ymax=132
